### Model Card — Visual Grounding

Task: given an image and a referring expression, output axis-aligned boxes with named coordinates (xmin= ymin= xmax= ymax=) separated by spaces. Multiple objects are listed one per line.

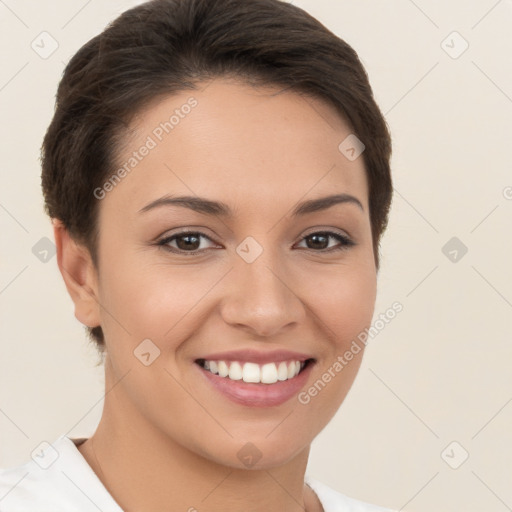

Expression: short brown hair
xmin=41 ymin=0 xmax=393 ymax=356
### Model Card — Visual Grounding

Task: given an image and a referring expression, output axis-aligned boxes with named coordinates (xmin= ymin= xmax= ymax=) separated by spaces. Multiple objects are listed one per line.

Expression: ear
xmin=52 ymin=219 xmax=101 ymax=329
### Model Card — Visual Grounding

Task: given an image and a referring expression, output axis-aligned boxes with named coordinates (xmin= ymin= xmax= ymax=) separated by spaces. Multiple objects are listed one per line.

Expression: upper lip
xmin=196 ymin=349 xmax=315 ymax=365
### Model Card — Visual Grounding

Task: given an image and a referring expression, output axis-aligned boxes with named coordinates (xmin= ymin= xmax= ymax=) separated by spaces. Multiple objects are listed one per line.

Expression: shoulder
xmin=0 ymin=437 xmax=62 ymax=498
xmin=0 ymin=435 xmax=122 ymax=512
xmin=305 ymin=476 xmax=397 ymax=512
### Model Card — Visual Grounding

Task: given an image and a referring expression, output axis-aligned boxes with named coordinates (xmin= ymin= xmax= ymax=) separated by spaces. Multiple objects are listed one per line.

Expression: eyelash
xmin=157 ymin=230 xmax=355 ymax=256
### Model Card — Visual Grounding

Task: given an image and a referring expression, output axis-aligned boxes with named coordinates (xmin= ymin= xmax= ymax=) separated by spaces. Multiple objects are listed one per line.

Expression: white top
xmin=0 ymin=434 xmax=396 ymax=511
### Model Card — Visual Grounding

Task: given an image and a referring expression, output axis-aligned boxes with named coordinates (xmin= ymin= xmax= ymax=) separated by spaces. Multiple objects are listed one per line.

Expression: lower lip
xmin=196 ymin=361 xmax=315 ymax=407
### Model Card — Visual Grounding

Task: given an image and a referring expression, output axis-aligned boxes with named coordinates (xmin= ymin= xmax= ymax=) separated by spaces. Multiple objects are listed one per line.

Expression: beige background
xmin=1 ymin=1 xmax=511 ymax=511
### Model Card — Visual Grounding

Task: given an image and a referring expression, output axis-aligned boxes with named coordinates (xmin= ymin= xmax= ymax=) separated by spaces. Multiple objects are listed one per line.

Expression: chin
xmin=191 ymin=430 xmax=312 ymax=471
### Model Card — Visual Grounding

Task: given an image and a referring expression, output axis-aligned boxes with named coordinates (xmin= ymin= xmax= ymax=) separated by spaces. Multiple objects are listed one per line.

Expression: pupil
xmin=177 ymin=234 xmax=199 ymax=250
xmin=308 ymin=234 xmax=327 ymax=250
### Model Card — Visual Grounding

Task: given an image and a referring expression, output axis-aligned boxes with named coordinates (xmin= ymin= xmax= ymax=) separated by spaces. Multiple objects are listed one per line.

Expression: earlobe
xmin=52 ymin=219 xmax=101 ymax=329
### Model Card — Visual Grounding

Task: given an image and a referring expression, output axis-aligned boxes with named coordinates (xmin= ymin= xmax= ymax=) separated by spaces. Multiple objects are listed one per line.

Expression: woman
xmin=0 ymin=0 xmax=396 ymax=510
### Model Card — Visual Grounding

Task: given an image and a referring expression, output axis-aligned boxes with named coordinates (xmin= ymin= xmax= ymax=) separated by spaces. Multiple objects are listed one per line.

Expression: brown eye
xmin=297 ymin=231 xmax=355 ymax=252
xmin=158 ymin=229 xmax=355 ymax=256
xmin=158 ymin=231 xmax=217 ymax=254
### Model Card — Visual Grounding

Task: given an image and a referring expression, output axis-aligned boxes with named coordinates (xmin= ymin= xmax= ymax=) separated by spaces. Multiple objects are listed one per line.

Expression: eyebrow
xmin=138 ymin=193 xmax=364 ymax=217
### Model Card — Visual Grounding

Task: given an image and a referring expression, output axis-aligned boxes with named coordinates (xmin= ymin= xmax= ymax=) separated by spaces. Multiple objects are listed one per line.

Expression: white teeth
xmin=218 ymin=360 xmax=229 ymax=377
xmin=242 ymin=362 xmax=260 ymax=383
xmin=228 ymin=361 xmax=243 ymax=380
xmin=277 ymin=361 xmax=288 ymax=381
xmin=261 ymin=363 xmax=278 ymax=384
xmin=199 ymin=359 xmax=306 ymax=384
xmin=287 ymin=361 xmax=296 ymax=379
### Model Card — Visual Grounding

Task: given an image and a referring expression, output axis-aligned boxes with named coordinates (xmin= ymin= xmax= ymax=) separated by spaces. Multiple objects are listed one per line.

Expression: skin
xmin=54 ymin=77 xmax=377 ymax=512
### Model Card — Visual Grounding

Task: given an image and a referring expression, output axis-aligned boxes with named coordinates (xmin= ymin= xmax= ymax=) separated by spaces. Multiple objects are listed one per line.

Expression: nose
xmin=220 ymin=251 xmax=306 ymax=338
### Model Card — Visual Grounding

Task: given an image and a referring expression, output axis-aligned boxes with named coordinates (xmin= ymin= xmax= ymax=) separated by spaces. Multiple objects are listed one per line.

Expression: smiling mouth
xmin=195 ymin=358 xmax=315 ymax=384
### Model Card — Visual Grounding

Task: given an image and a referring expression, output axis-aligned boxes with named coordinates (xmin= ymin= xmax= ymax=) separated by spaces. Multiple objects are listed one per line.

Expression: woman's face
xmin=91 ymin=78 xmax=377 ymax=468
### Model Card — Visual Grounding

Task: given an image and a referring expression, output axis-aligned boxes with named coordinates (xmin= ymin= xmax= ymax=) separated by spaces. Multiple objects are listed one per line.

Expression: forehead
xmin=103 ymin=78 xmax=368 ymax=218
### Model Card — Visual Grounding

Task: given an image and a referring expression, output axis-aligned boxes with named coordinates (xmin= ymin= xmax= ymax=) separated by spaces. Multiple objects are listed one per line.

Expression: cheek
xmin=295 ymin=261 xmax=376 ymax=412
xmin=304 ymin=261 xmax=377 ymax=348
xmin=96 ymin=246 xmax=223 ymax=362
xmin=335 ymin=274 xmax=376 ymax=345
